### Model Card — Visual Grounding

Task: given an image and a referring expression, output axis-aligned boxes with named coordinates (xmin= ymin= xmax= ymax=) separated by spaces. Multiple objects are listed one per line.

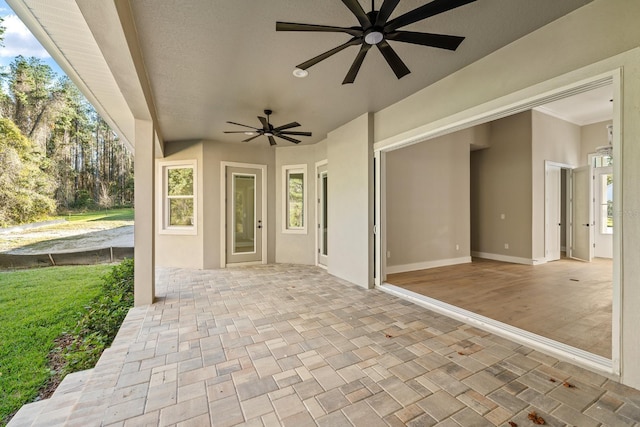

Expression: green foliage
xmin=0 ymin=265 xmax=109 ymax=425
xmin=0 ymin=17 xmax=5 ymax=47
xmin=0 ymin=118 xmax=56 ymax=227
xmin=63 ymin=259 xmax=134 ymax=373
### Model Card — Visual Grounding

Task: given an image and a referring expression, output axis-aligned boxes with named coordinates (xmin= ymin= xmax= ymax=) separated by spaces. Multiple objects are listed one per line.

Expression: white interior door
xmin=594 ymin=166 xmax=613 ymax=258
xmin=226 ymin=166 xmax=263 ymax=264
xmin=570 ymin=165 xmax=593 ymax=262
xmin=545 ymin=165 xmax=562 ymax=261
xmin=317 ymin=164 xmax=328 ymax=267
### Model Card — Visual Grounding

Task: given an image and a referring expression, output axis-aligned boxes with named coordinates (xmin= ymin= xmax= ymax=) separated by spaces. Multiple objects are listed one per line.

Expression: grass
xmin=58 ymin=207 xmax=134 ymax=222
xmin=0 ymin=265 xmax=111 ymax=425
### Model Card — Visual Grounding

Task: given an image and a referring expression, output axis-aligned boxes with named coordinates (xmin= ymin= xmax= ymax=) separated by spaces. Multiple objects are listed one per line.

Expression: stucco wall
xmin=386 ymin=131 xmax=470 ymax=272
xmin=327 ymin=113 xmax=373 ymax=288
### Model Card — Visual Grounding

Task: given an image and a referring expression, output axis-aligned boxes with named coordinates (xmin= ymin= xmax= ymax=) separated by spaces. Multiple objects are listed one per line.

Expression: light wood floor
xmin=387 ymin=257 xmax=612 ymax=358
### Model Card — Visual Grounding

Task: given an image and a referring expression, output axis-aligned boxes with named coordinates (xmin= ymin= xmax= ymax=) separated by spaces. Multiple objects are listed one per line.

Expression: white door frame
xmin=315 ymin=160 xmax=328 ymax=268
xmin=545 ymin=161 xmax=574 ymax=262
xmin=374 ymin=70 xmax=621 ymax=376
xmin=220 ymin=161 xmax=267 ymax=267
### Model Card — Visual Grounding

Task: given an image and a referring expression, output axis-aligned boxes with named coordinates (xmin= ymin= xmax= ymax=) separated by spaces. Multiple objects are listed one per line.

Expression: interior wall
xmin=531 ymin=110 xmax=581 ymax=260
xmin=471 ymin=111 xmax=533 ymax=261
xmin=327 ymin=113 xmax=373 ymax=288
xmin=155 ymin=140 xmax=204 ymax=269
xmin=581 ymin=120 xmax=613 ymax=164
xmin=275 ymin=144 xmax=317 ymax=265
xmin=386 ymin=132 xmax=470 ymax=273
xmin=201 ymin=141 xmax=276 ymax=269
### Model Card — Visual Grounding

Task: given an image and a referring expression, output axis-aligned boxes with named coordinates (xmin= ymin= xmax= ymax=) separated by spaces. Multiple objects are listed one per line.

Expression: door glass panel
xmin=600 ymin=173 xmax=613 ymax=235
xmin=322 ymin=174 xmax=328 ymax=256
xmin=234 ymin=174 xmax=255 ymax=254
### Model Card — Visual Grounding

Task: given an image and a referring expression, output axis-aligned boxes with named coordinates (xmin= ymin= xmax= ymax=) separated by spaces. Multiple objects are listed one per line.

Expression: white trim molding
xmin=386 ymin=257 xmax=472 ymax=275
xmin=471 ymin=252 xmax=546 ymax=266
xmin=281 ymin=164 xmax=308 ymax=234
xmin=157 ymin=159 xmax=197 ymax=236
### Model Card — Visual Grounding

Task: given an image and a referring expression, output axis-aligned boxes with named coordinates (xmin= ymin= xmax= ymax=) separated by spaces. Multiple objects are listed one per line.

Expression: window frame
xmin=159 ymin=160 xmax=197 ymax=235
xmin=282 ymin=164 xmax=307 ymax=234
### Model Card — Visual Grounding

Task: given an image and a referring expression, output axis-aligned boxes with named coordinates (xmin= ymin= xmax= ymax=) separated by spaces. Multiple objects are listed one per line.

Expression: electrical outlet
xmin=504 ymin=243 xmax=509 ymax=249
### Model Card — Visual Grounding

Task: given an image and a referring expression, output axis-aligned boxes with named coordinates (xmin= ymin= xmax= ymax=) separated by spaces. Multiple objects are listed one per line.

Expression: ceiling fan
xmin=224 ymin=110 xmax=312 ymax=145
xmin=276 ymin=0 xmax=476 ymax=84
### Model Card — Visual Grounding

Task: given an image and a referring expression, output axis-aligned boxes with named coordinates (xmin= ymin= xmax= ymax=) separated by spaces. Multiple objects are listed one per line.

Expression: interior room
xmin=384 ymin=85 xmax=614 ymax=359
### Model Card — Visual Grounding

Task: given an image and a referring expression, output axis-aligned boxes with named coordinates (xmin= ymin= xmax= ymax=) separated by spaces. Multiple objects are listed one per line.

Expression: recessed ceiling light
xmin=293 ymin=68 xmax=309 ymax=78
xmin=264 ymin=132 xmax=274 ymax=137
xmin=244 ymin=131 xmax=255 ymax=136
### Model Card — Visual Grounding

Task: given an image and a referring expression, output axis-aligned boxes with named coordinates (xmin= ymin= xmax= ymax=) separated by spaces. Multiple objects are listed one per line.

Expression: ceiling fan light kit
xmin=276 ymin=0 xmax=476 ymax=84
xmin=224 ymin=110 xmax=312 ymax=146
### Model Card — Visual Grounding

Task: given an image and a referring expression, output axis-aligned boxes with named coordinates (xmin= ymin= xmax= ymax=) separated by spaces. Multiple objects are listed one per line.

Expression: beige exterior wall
xmin=386 ymin=132 xmax=470 ymax=271
xmin=471 ymin=112 xmax=533 ymax=260
xmin=531 ymin=111 xmax=581 ymax=261
xmin=326 ymin=113 xmax=373 ymax=288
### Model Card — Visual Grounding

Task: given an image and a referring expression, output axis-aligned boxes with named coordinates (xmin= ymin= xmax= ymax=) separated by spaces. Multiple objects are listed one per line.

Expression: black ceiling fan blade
xmin=279 ymin=131 xmax=312 ymax=137
xmin=276 ymin=22 xmax=362 ymax=37
xmin=242 ymin=134 xmax=262 ymax=143
xmin=273 ymin=122 xmax=301 ymax=131
xmin=297 ymin=37 xmax=362 ymax=70
xmin=375 ymin=0 xmax=401 ymax=27
xmin=226 ymin=121 xmax=259 ymax=130
xmin=386 ymin=31 xmax=465 ymax=50
xmin=268 ymin=136 xmax=277 ymax=146
xmin=385 ymin=0 xmax=476 ymax=32
xmin=258 ymin=116 xmax=269 ymax=129
xmin=277 ymin=134 xmax=302 ymax=144
xmin=377 ymin=40 xmax=410 ymax=79
xmin=341 ymin=0 xmax=371 ymax=28
xmin=224 ymin=131 xmax=254 ymax=134
xmin=343 ymin=43 xmax=371 ymax=84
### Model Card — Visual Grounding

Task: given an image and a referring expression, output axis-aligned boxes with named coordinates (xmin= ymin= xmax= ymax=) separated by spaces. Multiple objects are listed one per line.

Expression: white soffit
xmin=7 ymin=0 xmax=136 ymax=152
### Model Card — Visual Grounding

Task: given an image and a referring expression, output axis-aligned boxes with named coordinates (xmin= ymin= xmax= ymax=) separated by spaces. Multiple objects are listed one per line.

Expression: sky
xmin=0 ymin=0 xmax=65 ymax=76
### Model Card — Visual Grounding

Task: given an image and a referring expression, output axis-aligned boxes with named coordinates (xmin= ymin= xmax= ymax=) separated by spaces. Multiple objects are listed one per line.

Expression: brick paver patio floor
xmin=10 ymin=264 xmax=640 ymax=426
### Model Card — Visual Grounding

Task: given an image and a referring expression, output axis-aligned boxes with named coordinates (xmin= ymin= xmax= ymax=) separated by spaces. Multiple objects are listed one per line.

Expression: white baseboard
xmin=386 ymin=257 xmax=472 ymax=274
xmin=472 ymin=251 xmax=546 ymax=266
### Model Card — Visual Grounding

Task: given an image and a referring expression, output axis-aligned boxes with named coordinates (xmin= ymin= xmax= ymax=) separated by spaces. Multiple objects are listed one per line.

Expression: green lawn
xmin=0 ymin=265 xmax=110 ymax=425
xmin=59 ymin=207 xmax=134 ymax=222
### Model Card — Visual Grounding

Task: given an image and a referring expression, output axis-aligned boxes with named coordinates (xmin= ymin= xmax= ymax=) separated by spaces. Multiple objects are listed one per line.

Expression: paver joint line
xmin=8 ymin=264 xmax=640 ymax=427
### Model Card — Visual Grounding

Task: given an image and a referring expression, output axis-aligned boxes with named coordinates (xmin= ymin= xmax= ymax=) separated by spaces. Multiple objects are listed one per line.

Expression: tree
xmin=0 ymin=17 xmax=5 ymax=47
xmin=0 ymin=118 xmax=56 ymax=226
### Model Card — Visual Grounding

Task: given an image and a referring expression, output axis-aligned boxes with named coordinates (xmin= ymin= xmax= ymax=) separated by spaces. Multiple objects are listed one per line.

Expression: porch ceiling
xmin=10 ymin=0 xmax=594 ymax=148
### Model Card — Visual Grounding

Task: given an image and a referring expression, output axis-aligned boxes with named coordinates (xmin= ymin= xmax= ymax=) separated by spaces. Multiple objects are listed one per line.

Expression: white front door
xmin=545 ymin=165 xmax=562 ymax=261
xmin=594 ymin=166 xmax=613 ymax=258
xmin=570 ymin=165 xmax=593 ymax=262
xmin=317 ymin=163 xmax=328 ymax=267
xmin=226 ymin=166 xmax=263 ymax=264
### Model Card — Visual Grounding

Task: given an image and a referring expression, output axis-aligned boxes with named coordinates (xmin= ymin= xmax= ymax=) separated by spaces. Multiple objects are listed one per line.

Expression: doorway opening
xmin=375 ymin=73 xmax=619 ymax=375
xmin=316 ymin=161 xmax=328 ymax=268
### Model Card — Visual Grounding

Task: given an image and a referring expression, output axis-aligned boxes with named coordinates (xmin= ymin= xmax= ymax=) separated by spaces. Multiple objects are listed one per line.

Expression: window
xmin=160 ymin=161 xmax=197 ymax=234
xmin=282 ymin=164 xmax=307 ymax=233
xmin=599 ymin=173 xmax=613 ymax=235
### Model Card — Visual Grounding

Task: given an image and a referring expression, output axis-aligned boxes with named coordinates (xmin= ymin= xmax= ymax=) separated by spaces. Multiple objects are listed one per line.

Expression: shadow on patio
xmin=10 ymin=265 xmax=640 ymax=426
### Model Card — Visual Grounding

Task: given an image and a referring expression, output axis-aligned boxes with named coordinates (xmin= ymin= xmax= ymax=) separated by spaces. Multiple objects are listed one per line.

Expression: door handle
xmin=257 ymin=220 xmax=262 ymax=229
xmin=582 ymin=223 xmax=590 ymax=227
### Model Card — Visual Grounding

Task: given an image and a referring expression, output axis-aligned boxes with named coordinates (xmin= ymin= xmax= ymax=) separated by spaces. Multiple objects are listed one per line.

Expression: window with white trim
xmin=160 ymin=161 xmax=197 ymax=234
xmin=282 ymin=164 xmax=307 ymax=233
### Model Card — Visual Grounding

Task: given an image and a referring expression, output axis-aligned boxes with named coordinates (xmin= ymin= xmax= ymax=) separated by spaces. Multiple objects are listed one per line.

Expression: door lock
xmin=257 ymin=220 xmax=262 ymax=229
